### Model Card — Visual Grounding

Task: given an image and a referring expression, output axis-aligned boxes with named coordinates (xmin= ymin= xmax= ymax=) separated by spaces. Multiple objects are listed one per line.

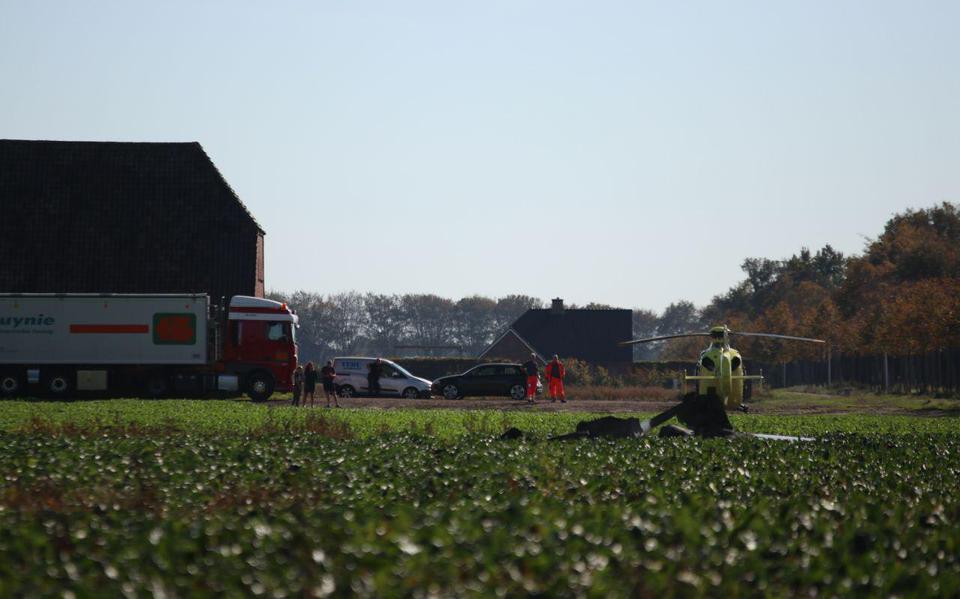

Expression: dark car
xmin=431 ymin=363 xmax=541 ymax=400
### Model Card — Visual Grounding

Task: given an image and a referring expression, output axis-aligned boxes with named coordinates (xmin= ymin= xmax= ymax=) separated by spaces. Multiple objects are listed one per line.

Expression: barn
xmin=0 ymin=140 xmax=264 ymax=302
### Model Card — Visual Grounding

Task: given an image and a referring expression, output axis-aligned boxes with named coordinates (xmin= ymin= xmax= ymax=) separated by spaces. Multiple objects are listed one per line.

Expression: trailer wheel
xmin=45 ymin=371 xmax=73 ymax=400
xmin=246 ymin=371 xmax=275 ymax=403
xmin=0 ymin=371 xmax=24 ymax=398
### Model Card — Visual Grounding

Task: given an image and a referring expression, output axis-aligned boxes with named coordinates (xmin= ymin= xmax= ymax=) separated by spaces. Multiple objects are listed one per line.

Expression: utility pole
xmin=827 ymin=343 xmax=832 ymax=387
xmin=883 ymin=352 xmax=890 ymax=394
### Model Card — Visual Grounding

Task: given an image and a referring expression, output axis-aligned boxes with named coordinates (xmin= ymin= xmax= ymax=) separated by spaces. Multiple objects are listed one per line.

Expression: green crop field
xmin=1 ymin=400 xmax=959 ymax=597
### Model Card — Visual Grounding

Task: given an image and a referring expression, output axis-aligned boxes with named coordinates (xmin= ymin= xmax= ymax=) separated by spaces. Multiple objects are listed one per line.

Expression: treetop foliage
xmin=695 ymin=202 xmax=960 ymax=360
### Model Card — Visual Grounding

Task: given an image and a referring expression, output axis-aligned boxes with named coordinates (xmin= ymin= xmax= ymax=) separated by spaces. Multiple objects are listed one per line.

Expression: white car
xmin=332 ymin=357 xmax=432 ymax=399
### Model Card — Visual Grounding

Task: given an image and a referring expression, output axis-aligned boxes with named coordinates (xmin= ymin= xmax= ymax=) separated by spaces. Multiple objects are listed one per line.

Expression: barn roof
xmin=0 ymin=139 xmax=263 ymax=233
xmin=509 ymin=306 xmax=633 ymax=365
xmin=479 ymin=328 xmax=547 ymax=363
xmin=0 ymin=139 xmax=265 ymax=299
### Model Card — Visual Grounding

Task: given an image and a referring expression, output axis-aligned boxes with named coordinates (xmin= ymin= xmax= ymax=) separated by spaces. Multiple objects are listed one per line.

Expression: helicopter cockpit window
xmin=701 ymin=356 xmax=715 ymax=371
xmin=731 ymin=356 xmax=742 ymax=371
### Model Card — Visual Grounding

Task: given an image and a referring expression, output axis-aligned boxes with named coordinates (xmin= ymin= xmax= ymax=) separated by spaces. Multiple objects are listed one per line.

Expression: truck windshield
xmin=266 ymin=322 xmax=293 ymax=343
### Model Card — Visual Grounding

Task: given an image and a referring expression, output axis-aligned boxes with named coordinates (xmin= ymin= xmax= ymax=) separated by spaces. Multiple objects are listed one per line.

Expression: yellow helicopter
xmin=619 ymin=325 xmax=825 ymax=437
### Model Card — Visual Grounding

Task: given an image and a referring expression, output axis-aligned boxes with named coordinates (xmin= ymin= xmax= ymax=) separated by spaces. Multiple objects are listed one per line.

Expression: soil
xmin=283 ymin=395 xmax=675 ymax=413
xmin=279 ymin=394 xmax=959 ymax=416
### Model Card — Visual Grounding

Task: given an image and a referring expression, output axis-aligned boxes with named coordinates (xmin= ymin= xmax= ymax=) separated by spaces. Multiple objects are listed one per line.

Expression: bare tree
xmin=452 ymin=295 xmax=497 ymax=355
xmin=362 ymin=293 xmax=407 ymax=355
xmin=493 ymin=294 xmax=544 ymax=334
xmin=632 ymin=308 xmax=659 ymax=361
xmin=324 ymin=292 xmax=367 ymax=355
xmin=401 ymin=294 xmax=456 ymax=356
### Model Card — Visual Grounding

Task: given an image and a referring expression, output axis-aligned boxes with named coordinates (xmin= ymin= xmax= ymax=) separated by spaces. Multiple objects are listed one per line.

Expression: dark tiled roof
xmin=479 ymin=328 xmax=547 ymax=363
xmin=0 ymin=139 xmax=264 ymax=300
xmin=512 ymin=308 xmax=633 ymax=364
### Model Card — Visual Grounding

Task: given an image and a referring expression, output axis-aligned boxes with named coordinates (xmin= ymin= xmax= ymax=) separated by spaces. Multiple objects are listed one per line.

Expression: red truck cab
xmin=221 ymin=296 xmax=298 ymax=401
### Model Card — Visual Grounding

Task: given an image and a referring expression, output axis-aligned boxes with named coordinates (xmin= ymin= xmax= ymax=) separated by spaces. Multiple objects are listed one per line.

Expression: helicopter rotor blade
xmin=732 ymin=331 xmax=826 ymax=344
xmin=618 ymin=332 xmax=710 ymax=346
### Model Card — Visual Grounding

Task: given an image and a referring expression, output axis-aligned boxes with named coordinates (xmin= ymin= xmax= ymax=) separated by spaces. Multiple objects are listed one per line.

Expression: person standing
xmin=546 ymin=354 xmax=566 ymax=403
xmin=522 ymin=353 xmax=540 ymax=404
xmin=303 ymin=361 xmax=318 ymax=407
xmin=367 ymin=358 xmax=384 ymax=397
xmin=321 ymin=360 xmax=339 ymax=408
xmin=291 ymin=365 xmax=304 ymax=407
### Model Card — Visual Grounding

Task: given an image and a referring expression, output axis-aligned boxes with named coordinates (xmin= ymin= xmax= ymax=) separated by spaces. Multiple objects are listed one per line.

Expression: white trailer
xmin=0 ymin=294 xmax=208 ymax=365
xmin=0 ymin=294 xmax=299 ymax=400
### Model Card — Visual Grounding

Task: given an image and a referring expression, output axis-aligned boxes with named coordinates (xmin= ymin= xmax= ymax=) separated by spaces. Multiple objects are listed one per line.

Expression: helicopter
xmin=619 ymin=325 xmax=825 ymax=438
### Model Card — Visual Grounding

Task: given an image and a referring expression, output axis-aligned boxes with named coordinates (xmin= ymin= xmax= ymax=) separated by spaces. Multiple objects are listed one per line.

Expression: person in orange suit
xmin=522 ymin=353 xmax=540 ymax=404
xmin=546 ymin=354 xmax=566 ymax=403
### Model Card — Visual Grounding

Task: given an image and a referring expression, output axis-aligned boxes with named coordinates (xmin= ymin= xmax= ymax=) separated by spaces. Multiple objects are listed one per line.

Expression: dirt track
xmin=283 ymin=396 xmax=676 ymax=413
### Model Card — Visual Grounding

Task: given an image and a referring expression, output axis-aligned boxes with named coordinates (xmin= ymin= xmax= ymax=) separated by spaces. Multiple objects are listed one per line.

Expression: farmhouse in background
xmin=480 ymin=298 xmax=633 ymax=373
xmin=0 ymin=139 xmax=264 ymax=301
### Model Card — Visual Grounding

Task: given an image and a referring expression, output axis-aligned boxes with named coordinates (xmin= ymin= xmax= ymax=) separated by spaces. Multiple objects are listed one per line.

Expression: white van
xmin=332 ymin=357 xmax=432 ymax=399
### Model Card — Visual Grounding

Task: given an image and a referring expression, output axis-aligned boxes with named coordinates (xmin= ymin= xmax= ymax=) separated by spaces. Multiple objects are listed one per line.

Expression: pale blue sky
xmin=2 ymin=1 xmax=958 ymax=311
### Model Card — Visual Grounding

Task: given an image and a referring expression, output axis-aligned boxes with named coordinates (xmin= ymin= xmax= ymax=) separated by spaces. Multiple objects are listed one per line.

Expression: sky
xmin=2 ymin=1 xmax=958 ymax=312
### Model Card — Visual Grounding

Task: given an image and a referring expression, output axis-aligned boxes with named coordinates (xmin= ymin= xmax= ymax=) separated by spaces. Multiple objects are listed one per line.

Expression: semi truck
xmin=0 ymin=294 xmax=298 ymax=401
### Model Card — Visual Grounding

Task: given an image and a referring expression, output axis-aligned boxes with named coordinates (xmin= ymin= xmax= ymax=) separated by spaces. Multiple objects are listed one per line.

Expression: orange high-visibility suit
xmin=546 ymin=359 xmax=565 ymax=401
xmin=523 ymin=359 xmax=540 ymax=402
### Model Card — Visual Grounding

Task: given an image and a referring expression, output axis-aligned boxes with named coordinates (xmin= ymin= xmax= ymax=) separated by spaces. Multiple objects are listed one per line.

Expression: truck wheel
xmin=338 ymin=385 xmax=355 ymax=398
xmin=45 ymin=371 xmax=73 ymax=399
xmin=0 ymin=371 xmax=24 ymax=398
xmin=246 ymin=371 xmax=275 ymax=403
xmin=401 ymin=387 xmax=420 ymax=399
xmin=144 ymin=374 xmax=169 ymax=399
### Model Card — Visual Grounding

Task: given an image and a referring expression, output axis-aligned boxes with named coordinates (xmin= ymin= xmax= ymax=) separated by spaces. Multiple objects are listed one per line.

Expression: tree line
xmin=662 ymin=202 xmax=960 ymax=363
xmin=275 ymin=203 xmax=960 ymax=369
xmin=265 ymin=292 xmax=544 ymax=364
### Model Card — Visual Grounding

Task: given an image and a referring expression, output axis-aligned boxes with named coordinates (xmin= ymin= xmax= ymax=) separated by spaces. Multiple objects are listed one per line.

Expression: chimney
xmin=551 ymin=298 xmax=565 ymax=315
